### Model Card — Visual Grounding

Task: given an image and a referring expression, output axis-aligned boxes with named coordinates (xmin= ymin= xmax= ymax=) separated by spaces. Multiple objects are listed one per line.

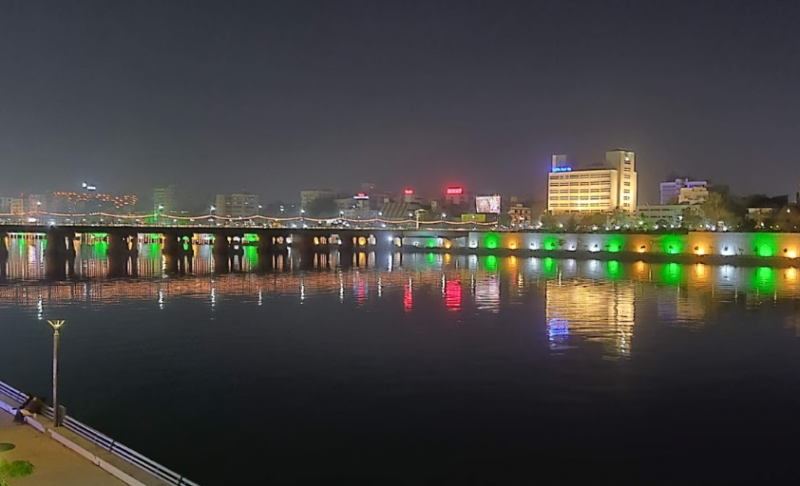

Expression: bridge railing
xmin=0 ymin=379 xmax=200 ymax=486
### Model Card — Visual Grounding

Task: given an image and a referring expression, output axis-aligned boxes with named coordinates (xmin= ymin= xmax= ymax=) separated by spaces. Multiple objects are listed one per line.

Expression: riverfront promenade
xmin=0 ymin=390 xmax=174 ymax=486
xmin=0 ymin=412 xmax=123 ymax=486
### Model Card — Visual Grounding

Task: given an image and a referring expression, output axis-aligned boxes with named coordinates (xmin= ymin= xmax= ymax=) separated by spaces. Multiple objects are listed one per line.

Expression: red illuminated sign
xmin=446 ymin=187 xmax=464 ymax=195
xmin=354 ymin=192 xmax=369 ymax=200
xmin=404 ymin=189 xmax=414 ymax=195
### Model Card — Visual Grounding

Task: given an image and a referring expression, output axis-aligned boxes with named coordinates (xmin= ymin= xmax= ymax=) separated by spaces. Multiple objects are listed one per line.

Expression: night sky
xmin=1 ymin=0 xmax=798 ymax=204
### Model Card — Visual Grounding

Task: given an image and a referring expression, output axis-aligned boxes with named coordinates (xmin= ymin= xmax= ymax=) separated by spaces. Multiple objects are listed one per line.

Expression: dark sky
xmin=2 ymin=0 xmax=799 ymax=204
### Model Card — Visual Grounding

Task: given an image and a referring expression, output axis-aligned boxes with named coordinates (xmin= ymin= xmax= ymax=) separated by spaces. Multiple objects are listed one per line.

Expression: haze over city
xmin=2 ymin=0 xmax=799 ymax=203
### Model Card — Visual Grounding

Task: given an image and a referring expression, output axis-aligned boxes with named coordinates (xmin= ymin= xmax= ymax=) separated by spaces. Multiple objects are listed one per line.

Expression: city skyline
xmin=3 ymin=2 xmax=800 ymax=202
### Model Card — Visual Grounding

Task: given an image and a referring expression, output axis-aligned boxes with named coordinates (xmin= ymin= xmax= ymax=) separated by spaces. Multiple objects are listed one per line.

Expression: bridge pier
xmin=337 ymin=233 xmax=354 ymax=268
xmin=163 ymin=233 xmax=194 ymax=275
xmin=108 ymin=232 xmax=139 ymax=277
xmin=292 ymin=233 xmax=332 ymax=268
xmin=0 ymin=232 xmax=7 ymax=280
xmin=44 ymin=230 xmax=76 ymax=280
xmin=212 ymin=233 xmax=245 ymax=273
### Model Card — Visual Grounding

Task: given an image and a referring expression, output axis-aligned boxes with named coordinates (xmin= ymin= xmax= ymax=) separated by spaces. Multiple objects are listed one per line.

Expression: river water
xmin=2 ymin=241 xmax=800 ymax=485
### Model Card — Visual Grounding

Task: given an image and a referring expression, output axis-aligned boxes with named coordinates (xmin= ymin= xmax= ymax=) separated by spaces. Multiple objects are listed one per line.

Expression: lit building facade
xmin=508 ymin=203 xmax=532 ymax=224
xmin=153 ymin=185 xmax=180 ymax=214
xmin=659 ymin=178 xmax=708 ymax=205
xmin=547 ymin=149 xmax=637 ymax=214
xmin=0 ymin=197 xmax=23 ymax=215
xmin=215 ymin=193 xmax=259 ymax=218
xmin=636 ymin=204 xmax=684 ymax=225
xmin=49 ymin=191 xmax=138 ymax=214
xmin=678 ymin=186 xmax=709 ymax=205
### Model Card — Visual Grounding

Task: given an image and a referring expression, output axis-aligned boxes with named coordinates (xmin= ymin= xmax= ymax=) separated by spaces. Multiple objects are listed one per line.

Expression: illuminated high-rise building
xmin=153 ymin=185 xmax=180 ymax=214
xmin=547 ymin=149 xmax=638 ymax=214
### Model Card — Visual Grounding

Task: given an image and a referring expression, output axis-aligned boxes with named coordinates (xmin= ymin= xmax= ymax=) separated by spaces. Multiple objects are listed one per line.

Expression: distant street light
xmin=47 ymin=320 xmax=66 ymax=427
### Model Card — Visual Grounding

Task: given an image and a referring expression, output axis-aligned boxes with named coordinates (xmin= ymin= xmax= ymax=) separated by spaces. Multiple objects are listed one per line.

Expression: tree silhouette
xmin=305 ymin=197 xmax=339 ymax=218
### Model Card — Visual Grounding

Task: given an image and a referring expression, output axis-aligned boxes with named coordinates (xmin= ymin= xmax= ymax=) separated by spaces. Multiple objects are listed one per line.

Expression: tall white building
xmin=547 ymin=149 xmax=638 ymax=214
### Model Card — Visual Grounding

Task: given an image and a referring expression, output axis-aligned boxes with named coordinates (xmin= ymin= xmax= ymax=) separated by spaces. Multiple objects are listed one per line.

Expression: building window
xmin=624 ymin=182 xmax=630 ymax=187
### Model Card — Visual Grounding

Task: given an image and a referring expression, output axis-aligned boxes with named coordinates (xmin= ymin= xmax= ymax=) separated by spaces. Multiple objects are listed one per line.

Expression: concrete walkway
xmin=0 ymin=412 xmax=125 ymax=486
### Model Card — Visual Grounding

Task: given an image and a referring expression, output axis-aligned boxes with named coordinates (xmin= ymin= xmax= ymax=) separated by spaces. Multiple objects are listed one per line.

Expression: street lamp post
xmin=47 ymin=320 xmax=65 ymax=426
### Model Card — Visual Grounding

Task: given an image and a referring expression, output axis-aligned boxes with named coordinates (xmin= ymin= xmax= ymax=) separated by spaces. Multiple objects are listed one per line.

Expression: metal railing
xmin=0 ymin=380 xmax=199 ymax=486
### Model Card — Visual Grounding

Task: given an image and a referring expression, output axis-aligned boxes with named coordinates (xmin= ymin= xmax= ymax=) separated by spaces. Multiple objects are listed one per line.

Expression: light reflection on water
xmin=3 ymin=245 xmax=800 ymax=361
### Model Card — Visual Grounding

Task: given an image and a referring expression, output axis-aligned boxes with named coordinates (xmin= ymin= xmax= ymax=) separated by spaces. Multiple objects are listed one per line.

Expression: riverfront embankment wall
xmin=401 ymin=231 xmax=800 ymax=262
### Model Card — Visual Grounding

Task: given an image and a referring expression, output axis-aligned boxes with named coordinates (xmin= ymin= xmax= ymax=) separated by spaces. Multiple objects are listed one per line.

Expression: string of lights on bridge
xmin=0 ymin=211 xmax=497 ymax=227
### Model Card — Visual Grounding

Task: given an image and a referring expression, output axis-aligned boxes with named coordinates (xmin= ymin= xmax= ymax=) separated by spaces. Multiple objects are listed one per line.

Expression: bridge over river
xmin=0 ymin=224 xmax=472 ymax=279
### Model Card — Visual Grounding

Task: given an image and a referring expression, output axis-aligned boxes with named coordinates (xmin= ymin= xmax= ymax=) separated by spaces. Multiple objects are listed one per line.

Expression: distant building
xmin=746 ymin=207 xmax=775 ymax=227
xmin=334 ymin=197 xmax=355 ymax=212
xmin=547 ymin=149 xmax=638 ymax=214
xmin=380 ymin=201 xmax=416 ymax=220
xmin=402 ymin=189 xmax=425 ymax=205
xmin=25 ymin=194 xmax=47 ymax=214
xmin=215 ymin=193 xmax=259 ymax=218
xmin=508 ymin=203 xmax=532 ymax=225
xmin=659 ymin=178 xmax=708 ymax=205
xmin=153 ymin=185 xmax=180 ymax=214
xmin=636 ymin=205 xmax=684 ymax=225
xmin=0 ymin=197 xmax=23 ymax=216
xmin=678 ymin=185 xmax=709 ymax=205
xmin=444 ymin=187 xmax=470 ymax=206
xmin=300 ymin=189 xmax=337 ymax=211
xmin=50 ymin=191 xmax=138 ymax=214
xmin=745 ymin=195 xmax=789 ymax=227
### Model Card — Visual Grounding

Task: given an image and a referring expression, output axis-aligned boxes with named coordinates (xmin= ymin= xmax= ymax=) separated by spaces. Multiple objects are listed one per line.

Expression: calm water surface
xmin=2 ymin=241 xmax=800 ymax=485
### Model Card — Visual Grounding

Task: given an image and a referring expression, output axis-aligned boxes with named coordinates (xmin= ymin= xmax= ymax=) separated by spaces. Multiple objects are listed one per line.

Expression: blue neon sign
xmin=552 ymin=166 xmax=572 ymax=173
